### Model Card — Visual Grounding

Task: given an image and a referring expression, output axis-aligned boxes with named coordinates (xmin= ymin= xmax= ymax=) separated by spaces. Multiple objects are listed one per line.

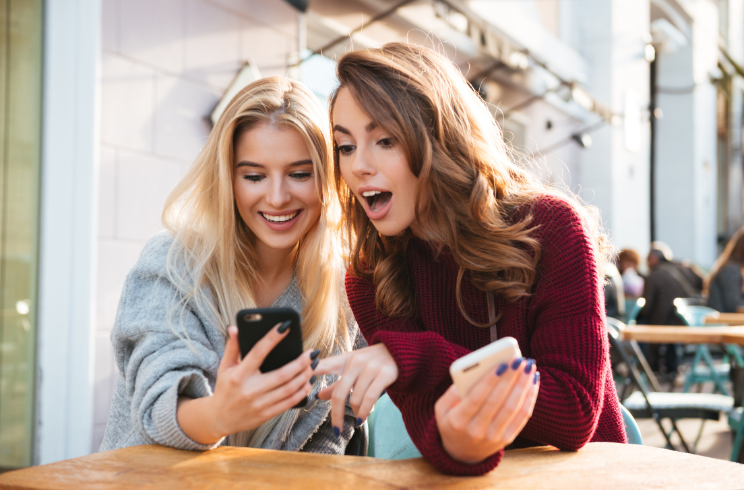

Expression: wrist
xmin=177 ymin=395 xmax=225 ymax=445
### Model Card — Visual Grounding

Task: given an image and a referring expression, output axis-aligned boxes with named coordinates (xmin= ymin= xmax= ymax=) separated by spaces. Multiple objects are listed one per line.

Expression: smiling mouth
xmin=362 ymin=190 xmax=392 ymax=212
xmin=260 ymin=211 xmax=300 ymax=223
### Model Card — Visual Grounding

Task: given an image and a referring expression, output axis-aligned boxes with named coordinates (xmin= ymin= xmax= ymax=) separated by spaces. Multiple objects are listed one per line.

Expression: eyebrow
xmin=333 ymin=122 xmax=378 ymax=135
xmin=235 ymin=159 xmax=313 ymax=168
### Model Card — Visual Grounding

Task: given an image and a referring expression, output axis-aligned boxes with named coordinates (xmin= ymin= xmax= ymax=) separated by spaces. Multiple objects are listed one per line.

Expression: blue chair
xmin=673 ymin=301 xmax=743 ymax=396
xmin=620 ymin=404 xmax=643 ymax=445
xmin=607 ymin=317 xmax=733 ymax=453
xmin=729 ymin=408 xmax=744 ymax=462
xmin=367 ymin=393 xmax=421 ymax=459
xmin=625 ymin=298 xmax=645 ymax=325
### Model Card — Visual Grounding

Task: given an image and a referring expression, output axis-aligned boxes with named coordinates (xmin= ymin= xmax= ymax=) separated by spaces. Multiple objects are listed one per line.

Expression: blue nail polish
xmin=333 ymin=426 xmax=340 ymax=438
xmin=534 ymin=371 xmax=540 ymax=384
xmin=309 ymin=375 xmax=317 ymax=385
xmin=524 ymin=359 xmax=534 ymax=373
xmin=356 ymin=417 xmax=363 ymax=426
xmin=511 ymin=357 xmax=524 ymax=370
xmin=314 ymin=392 xmax=320 ymax=400
xmin=496 ymin=363 xmax=508 ymax=376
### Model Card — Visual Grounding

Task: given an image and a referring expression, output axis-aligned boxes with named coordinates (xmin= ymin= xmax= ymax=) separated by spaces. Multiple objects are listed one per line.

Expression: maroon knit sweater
xmin=346 ymin=196 xmax=626 ymax=476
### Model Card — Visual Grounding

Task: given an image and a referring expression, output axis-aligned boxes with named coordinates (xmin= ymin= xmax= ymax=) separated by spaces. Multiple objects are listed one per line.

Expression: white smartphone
xmin=449 ymin=337 xmax=521 ymax=397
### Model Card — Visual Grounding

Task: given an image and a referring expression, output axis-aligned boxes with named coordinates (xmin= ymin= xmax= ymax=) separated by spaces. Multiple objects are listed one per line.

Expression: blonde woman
xmin=100 ymin=77 xmax=363 ymax=454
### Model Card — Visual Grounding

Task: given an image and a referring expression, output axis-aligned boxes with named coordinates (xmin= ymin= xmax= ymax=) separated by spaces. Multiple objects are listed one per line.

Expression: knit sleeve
xmin=111 ymin=235 xmax=225 ymax=451
xmin=516 ymin=197 xmax=611 ymax=450
xmin=346 ymin=274 xmax=500 ymax=475
xmin=345 ymin=274 xmax=471 ymax=394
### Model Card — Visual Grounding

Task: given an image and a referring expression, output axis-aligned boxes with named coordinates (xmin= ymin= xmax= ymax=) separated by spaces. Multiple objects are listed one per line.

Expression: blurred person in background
xmin=604 ymin=262 xmax=625 ymax=320
xmin=617 ymin=249 xmax=644 ymax=299
xmin=637 ymin=242 xmax=703 ymax=376
xmin=707 ymin=228 xmax=744 ymax=313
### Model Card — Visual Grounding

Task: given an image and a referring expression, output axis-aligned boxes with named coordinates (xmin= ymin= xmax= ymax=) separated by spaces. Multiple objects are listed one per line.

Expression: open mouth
xmin=362 ymin=190 xmax=392 ymax=212
xmin=260 ymin=210 xmax=300 ymax=223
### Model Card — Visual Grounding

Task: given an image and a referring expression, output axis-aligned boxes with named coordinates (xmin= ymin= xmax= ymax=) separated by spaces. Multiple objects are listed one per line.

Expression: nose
xmin=350 ymin=145 xmax=377 ymax=179
xmin=265 ymin=176 xmax=292 ymax=208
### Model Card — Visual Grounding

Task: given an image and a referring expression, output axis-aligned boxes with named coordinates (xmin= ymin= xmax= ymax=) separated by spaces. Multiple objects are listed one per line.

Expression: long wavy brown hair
xmin=330 ymin=43 xmax=611 ymax=324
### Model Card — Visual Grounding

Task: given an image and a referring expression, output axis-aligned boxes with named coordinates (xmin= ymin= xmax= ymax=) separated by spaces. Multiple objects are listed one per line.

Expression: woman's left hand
xmin=313 ymin=343 xmax=398 ymax=435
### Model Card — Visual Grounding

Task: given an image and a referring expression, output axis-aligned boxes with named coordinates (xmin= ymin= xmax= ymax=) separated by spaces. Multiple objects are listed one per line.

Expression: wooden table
xmin=621 ymin=325 xmax=744 ymax=345
xmin=705 ymin=313 xmax=744 ymax=325
xmin=1 ymin=443 xmax=743 ymax=490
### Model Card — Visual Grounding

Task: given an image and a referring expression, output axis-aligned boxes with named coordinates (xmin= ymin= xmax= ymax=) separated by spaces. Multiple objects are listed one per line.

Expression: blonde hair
xmin=162 ymin=76 xmax=348 ymax=447
xmin=331 ymin=43 xmax=611 ymax=323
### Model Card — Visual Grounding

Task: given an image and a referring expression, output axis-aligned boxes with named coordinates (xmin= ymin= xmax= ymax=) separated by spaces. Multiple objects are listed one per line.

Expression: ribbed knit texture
xmin=346 ymin=196 xmax=626 ymax=476
xmin=99 ymin=231 xmax=364 ymax=455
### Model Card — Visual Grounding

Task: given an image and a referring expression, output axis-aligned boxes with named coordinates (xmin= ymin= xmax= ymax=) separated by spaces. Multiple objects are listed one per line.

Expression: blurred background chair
xmin=625 ymin=298 xmax=645 ymax=325
xmin=607 ymin=317 xmax=733 ymax=453
xmin=673 ymin=299 xmax=744 ymax=396
xmin=367 ymin=393 xmax=421 ymax=460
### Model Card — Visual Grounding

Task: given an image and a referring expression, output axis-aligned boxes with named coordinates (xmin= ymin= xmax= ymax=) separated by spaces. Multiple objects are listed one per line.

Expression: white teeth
xmin=262 ymin=211 xmax=298 ymax=223
xmin=362 ymin=190 xmax=382 ymax=197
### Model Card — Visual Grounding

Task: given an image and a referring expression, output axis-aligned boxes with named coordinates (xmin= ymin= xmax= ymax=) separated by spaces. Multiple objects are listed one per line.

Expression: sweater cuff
xmin=419 ymin=417 xmax=503 ymax=476
xmin=150 ymin=371 xmax=224 ymax=451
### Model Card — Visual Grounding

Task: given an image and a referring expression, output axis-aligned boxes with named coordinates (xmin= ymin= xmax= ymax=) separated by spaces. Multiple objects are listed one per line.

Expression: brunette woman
xmin=100 ymin=77 xmax=362 ymax=453
xmin=708 ymin=228 xmax=744 ymax=313
xmin=316 ymin=43 xmax=626 ymax=475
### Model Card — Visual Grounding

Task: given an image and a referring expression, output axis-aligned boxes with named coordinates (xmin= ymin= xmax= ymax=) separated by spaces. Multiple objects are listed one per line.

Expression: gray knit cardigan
xmin=99 ymin=232 xmax=364 ymax=454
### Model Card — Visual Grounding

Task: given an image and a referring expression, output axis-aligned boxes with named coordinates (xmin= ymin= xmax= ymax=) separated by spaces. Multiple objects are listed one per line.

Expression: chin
xmin=370 ymin=219 xmax=410 ymax=237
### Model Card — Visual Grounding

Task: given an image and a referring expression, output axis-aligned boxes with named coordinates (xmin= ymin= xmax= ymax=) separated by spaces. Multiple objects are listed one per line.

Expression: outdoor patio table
xmin=0 ymin=442 xmax=742 ymax=489
xmin=705 ymin=313 xmax=744 ymax=325
xmin=620 ymin=325 xmax=744 ymax=345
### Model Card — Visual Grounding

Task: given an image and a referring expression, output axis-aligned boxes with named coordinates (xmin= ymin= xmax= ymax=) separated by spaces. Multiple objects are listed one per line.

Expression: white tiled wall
xmin=94 ymin=0 xmax=298 ymax=451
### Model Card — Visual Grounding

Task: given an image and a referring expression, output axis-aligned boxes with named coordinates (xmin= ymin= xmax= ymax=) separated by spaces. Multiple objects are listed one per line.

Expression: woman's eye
xmin=243 ymin=174 xmax=264 ymax=182
xmin=337 ymin=145 xmax=356 ymax=156
xmin=377 ymin=138 xmax=394 ymax=148
xmin=290 ymin=171 xmax=312 ymax=181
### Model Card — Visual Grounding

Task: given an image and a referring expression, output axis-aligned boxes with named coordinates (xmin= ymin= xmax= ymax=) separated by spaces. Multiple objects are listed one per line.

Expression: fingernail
xmin=496 ymin=363 xmax=508 ymax=376
xmin=309 ymin=375 xmax=317 ymax=385
xmin=524 ymin=359 xmax=534 ymax=374
xmin=381 ymin=389 xmax=386 ymax=396
xmin=356 ymin=417 xmax=363 ymax=426
xmin=278 ymin=320 xmax=291 ymax=333
xmin=311 ymin=358 xmax=319 ymax=370
xmin=310 ymin=349 xmax=321 ymax=360
xmin=314 ymin=392 xmax=321 ymax=400
xmin=333 ymin=426 xmax=340 ymax=438
xmin=534 ymin=371 xmax=540 ymax=384
xmin=511 ymin=357 xmax=524 ymax=370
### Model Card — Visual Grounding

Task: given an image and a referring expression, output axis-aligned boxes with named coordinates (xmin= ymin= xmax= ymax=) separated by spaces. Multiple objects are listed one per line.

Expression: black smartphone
xmin=236 ymin=307 xmax=307 ymax=409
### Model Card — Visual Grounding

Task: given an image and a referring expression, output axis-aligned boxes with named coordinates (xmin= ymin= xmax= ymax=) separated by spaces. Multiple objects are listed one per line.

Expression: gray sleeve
xmin=112 ymin=242 xmax=224 ymax=451
xmin=303 ymin=317 xmax=368 ymax=454
xmin=302 ymin=409 xmax=357 ymax=454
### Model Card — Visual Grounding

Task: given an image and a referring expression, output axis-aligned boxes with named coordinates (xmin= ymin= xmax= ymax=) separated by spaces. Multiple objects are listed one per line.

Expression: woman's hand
xmin=177 ymin=323 xmax=318 ymax=445
xmin=435 ymin=357 xmax=540 ymax=464
xmin=314 ymin=343 xmax=398 ymax=436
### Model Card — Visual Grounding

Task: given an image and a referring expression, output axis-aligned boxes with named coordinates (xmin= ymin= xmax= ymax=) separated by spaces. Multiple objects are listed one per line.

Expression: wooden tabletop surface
xmin=1 ymin=443 xmax=743 ymax=490
xmin=705 ymin=313 xmax=744 ymax=325
xmin=621 ymin=325 xmax=744 ymax=345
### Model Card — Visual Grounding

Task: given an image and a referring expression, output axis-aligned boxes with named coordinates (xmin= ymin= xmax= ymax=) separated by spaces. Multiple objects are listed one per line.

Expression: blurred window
xmin=0 ymin=0 xmax=43 ymax=471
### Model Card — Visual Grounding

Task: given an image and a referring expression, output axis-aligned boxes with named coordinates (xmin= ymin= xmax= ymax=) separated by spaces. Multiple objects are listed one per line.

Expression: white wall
xmin=655 ymin=0 xmax=719 ymax=267
xmin=576 ymin=0 xmax=652 ymax=256
xmin=37 ymin=0 xmax=100 ymax=465
xmin=93 ymin=0 xmax=299 ymax=451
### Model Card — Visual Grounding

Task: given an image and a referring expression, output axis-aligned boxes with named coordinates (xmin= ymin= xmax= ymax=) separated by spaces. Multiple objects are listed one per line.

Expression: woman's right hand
xmin=435 ymin=357 xmax=539 ymax=464
xmin=176 ymin=324 xmax=318 ymax=445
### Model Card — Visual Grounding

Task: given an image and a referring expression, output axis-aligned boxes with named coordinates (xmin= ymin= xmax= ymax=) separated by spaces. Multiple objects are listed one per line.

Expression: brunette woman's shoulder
xmin=511 ymin=193 xmax=585 ymax=232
